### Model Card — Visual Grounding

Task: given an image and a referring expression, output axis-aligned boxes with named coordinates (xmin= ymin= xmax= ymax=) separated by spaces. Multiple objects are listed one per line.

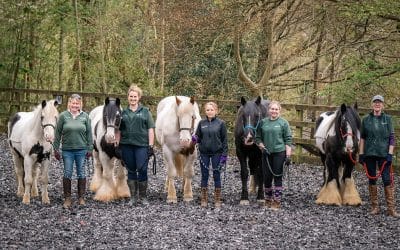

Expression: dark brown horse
xmin=234 ymin=96 xmax=269 ymax=205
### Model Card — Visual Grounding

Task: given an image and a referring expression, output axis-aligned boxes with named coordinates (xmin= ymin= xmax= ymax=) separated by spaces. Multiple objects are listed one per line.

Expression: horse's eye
xmin=41 ymin=116 xmax=44 ymax=121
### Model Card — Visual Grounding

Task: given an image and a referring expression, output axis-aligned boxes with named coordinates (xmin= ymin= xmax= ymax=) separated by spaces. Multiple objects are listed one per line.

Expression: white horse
xmin=89 ymin=97 xmax=130 ymax=202
xmin=7 ymin=100 xmax=59 ymax=204
xmin=156 ymin=96 xmax=201 ymax=203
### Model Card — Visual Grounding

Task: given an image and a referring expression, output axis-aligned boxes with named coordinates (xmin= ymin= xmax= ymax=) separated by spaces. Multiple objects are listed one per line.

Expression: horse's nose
xmin=180 ymin=139 xmax=190 ymax=148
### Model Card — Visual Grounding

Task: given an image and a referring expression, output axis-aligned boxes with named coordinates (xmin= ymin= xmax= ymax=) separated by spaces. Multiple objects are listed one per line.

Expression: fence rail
xmin=1 ymin=87 xmax=399 ymax=166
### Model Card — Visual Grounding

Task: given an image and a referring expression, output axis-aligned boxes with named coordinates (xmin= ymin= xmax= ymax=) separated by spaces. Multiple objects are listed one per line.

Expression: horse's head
xmin=337 ymin=103 xmax=361 ymax=153
xmin=176 ymin=96 xmax=198 ymax=149
xmin=40 ymin=100 xmax=59 ymax=143
xmin=237 ymin=96 xmax=264 ymax=146
xmin=103 ymin=97 xmax=122 ymax=143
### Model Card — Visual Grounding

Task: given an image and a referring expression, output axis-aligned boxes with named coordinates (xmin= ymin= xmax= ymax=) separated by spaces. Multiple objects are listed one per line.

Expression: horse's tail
xmin=174 ymin=154 xmax=184 ymax=177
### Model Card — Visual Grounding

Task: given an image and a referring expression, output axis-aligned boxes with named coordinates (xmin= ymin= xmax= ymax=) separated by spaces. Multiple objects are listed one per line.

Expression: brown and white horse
xmin=8 ymin=100 xmax=59 ymax=204
xmin=155 ymin=96 xmax=201 ymax=203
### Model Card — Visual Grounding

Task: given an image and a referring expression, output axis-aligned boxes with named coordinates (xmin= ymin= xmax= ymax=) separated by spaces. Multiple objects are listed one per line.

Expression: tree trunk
xmin=73 ymin=0 xmax=83 ymax=91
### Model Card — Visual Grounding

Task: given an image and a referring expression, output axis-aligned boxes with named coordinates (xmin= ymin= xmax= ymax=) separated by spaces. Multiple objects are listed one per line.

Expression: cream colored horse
xmin=156 ymin=96 xmax=201 ymax=203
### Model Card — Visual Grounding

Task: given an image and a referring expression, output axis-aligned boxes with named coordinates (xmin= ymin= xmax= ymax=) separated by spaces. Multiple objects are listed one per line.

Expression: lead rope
xmin=348 ymin=150 xmax=394 ymax=187
xmin=262 ymin=148 xmax=291 ymax=191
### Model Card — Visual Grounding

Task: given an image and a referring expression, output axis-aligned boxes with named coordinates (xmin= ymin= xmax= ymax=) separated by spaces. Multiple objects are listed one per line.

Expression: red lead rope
xmin=348 ymin=150 xmax=395 ymax=187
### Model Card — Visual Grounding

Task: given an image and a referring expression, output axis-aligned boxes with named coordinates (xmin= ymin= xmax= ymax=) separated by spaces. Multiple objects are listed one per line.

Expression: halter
xmin=339 ymin=116 xmax=355 ymax=140
xmin=42 ymin=123 xmax=56 ymax=129
xmin=242 ymin=113 xmax=261 ymax=133
xmin=178 ymin=115 xmax=196 ymax=134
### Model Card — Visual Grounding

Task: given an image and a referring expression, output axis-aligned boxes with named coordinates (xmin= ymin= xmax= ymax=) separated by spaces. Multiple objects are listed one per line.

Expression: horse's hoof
xmin=257 ymin=199 xmax=265 ymax=204
xmin=183 ymin=197 xmax=193 ymax=202
xmin=167 ymin=198 xmax=177 ymax=204
xmin=42 ymin=198 xmax=50 ymax=205
xmin=240 ymin=200 xmax=250 ymax=206
xmin=22 ymin=196 xmax=30 ymax=205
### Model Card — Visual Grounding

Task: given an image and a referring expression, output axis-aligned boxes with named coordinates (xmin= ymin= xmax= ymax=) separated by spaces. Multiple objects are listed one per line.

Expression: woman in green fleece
xmin=256 ymin=100 xmax=292 ymax=210
xmin=53 ymin=94 xmax=93 ymax=209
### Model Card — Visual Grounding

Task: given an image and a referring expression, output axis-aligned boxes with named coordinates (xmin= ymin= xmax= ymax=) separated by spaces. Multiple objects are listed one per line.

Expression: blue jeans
xmin=62 ymin=149 xmax=87 ymax=179
xmin=200 ymin=154 xmax=222 ymax=188
xmin=120 ymin=144 xmax=148 ymax=182
xmin=365 ymin=156 xmax=391 ymax=186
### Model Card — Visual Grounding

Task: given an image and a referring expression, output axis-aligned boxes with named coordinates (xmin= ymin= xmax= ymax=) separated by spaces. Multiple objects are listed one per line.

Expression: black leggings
xmin=263 ymin=151 xmax=286 ymax=188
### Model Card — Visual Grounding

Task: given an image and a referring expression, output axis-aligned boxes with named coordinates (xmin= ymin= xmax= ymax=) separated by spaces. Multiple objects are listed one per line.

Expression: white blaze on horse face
xmin=41 ymin=102 xmax=58 ymax=142
xmin=344 ymin=122 xmax=354 ymax=152
xmin=105 ymin=126 xmax=116 ymax=143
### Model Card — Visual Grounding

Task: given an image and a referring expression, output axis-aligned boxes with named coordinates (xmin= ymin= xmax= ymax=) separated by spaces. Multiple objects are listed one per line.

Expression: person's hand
xmin=54 ymin=150 xmax=61 ymax=161
xmin=358 ymin=154 xmax=365 ymax=165
xmin=148 ymin=145 xmax=154 ymax=158
xmin=219 ymin=155 xmax=227 ymax=165
xmin=86 ymin=151 xmax=92 ymax=159
xmin=386 ymin=154 xmax=393 ymax=167
xmin=191 ymin=135 xmax=199 ymax=144
xmin=285 ymin=157 xmax=291 ymax=166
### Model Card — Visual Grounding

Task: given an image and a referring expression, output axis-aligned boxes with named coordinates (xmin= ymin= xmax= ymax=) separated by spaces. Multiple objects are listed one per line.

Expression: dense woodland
xmin=0 ymin=0 xmax=399 ymax=109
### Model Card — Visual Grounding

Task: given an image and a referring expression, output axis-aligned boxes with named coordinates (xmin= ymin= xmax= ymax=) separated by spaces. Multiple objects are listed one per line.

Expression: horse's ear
xmin=340 ymin=103 xmax=347 ymax=113
xmin=190 ymin=96 xmax=195 ymax=104
xmin=105 ymin=97 xmax=110 ymax=105
xmin=354 ymin=102 xmax=358 ymax=110
xmin=116 ymin=98 xmax=121 ymax=107
xmin=54 ymin=100 xmax=59 ymax=107
xmin=255 ymin=96 xmax=261 ymax=105
xmin=175 ymin=96 xmax=181 ymax=106
xmin=41 ymin=100 xmax=47 ymax=109
xmin=240 ymin=96 xmax=246 ymax=106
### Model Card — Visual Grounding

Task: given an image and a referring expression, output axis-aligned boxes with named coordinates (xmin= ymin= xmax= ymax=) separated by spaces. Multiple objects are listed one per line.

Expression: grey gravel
xmin=0 ymin=134 xmax=399 ymax=249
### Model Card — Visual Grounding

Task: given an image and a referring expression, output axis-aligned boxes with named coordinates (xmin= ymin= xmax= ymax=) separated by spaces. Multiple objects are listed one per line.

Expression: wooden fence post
xmin=295 ymin=108 xmax=303 ymax=163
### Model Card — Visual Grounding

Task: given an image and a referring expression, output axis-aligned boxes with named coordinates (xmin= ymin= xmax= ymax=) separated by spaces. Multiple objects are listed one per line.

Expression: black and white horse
xmin=315 ymin=103 xmax=361 ymax=206
xmin=234 ymin=96 xmax=269 ymax=205
xmin=89 ymin=97 xmax=130 ymax=202
xmin=8 ymin=100 xmax=59 ymax=204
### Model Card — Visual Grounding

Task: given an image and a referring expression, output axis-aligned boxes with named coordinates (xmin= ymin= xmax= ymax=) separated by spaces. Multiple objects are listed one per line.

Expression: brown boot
xmin=215 ymin=188 xmax=222 ymax=208
xmin=368 ymin=185 xmax=380 ymax=215
xmin=264 ymin=198 xmax=272 ymax=209
xmin=63 ymin=178 xmax=72 ymax=209
xmin=384 ymin=186 xmax=399 ymax=217
xmin=270 ymin=199 xmax=281 ymax=211
xmin=200 ymin=187 xmax=208 ymax=207
xmin=78 ymin=178 xmax=86 ymax=206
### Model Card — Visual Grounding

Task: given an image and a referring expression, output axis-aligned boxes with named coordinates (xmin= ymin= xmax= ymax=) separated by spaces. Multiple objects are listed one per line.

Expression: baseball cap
xmin=372 ymin=95 xmax=384 ymax=102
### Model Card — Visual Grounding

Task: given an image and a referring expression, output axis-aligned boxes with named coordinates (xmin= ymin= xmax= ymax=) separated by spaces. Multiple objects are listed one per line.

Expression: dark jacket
xmin=361 ymin=112 xmax=394 ymax=157
xmin=195 ymin=117 xmax=228 ymax=156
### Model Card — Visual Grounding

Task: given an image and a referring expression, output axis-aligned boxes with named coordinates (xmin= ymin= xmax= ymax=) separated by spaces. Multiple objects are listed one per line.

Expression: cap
xmin=372 ymin=95 xmax=384 ymax=102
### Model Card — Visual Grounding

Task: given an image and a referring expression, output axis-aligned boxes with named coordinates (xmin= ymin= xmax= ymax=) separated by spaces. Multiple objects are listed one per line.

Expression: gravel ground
xmin=1 ymin=133 xmax=399 ymax=249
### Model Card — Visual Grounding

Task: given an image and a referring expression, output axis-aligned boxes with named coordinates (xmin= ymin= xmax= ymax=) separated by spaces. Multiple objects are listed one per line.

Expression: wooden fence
xmin=1 ymin=87 xmax=399 ymax=166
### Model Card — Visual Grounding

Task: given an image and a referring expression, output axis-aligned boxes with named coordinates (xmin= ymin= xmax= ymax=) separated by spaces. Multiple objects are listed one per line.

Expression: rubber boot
xmin=368 ymin=185 xmax=380 ymax=215
xmin=63 ymin=178 xmax=72 ymax=209
xmin=78 ymin=178 xmax=86 ymax=206
xmin=200 ymin=187 xmax=208 ymax=207
xmin=127 ymin=180 xmax=138 ymax=206
xmin=384 ymin=186 xmax=399 ymax=217
xmin=138 ymin=181 xmax=149 ymax=205
xmin=215 ymin=188 xmax=222 ymax=208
